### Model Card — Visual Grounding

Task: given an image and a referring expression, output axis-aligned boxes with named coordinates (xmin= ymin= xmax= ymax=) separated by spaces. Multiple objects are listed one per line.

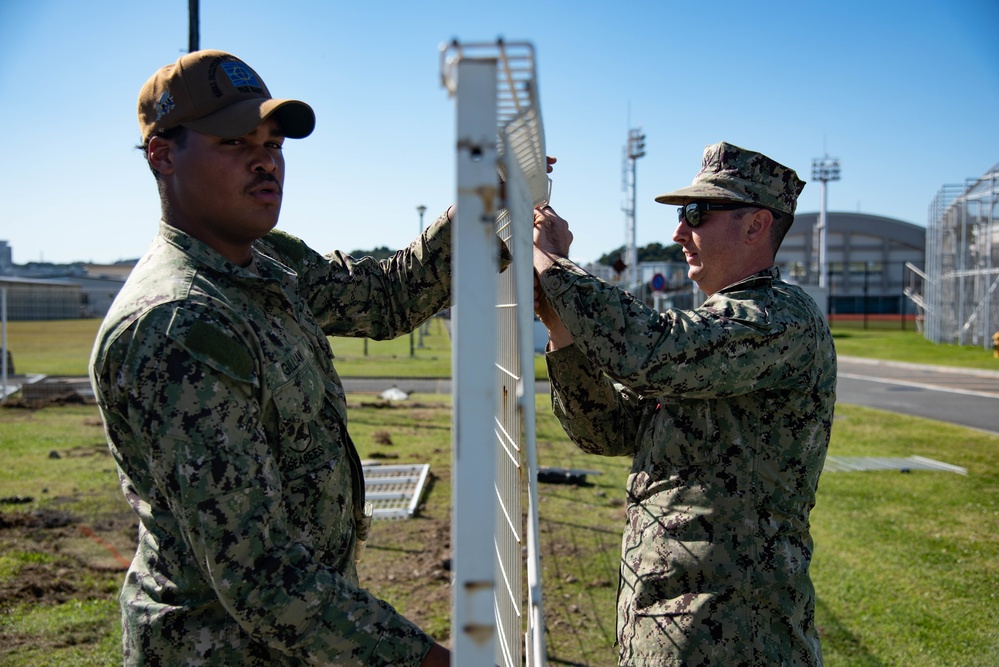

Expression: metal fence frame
xmin=442 ymin=40 xmax=548 ymax=667
xmin=924 ymin=162 xmax=999 ymax=349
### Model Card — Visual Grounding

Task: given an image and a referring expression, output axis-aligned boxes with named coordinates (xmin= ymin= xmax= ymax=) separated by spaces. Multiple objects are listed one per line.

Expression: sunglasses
xmin=677 ymin=201 xmax=747 ymax=228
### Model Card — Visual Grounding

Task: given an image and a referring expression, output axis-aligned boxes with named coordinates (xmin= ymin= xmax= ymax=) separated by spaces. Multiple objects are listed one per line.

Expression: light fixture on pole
xmin=811 ymin=155 xmax=841 ymax=290
xmin=417 ymin=205 xmax=427 ymax=232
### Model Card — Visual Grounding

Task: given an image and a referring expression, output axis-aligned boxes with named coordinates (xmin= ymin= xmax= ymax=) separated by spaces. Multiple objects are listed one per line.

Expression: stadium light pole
xmin=416 ymin=205 xmax=427 ymax=350
xmin=624 ymin=128 xmax=646 ymax=289
xmin=812 ymin=155 xmax=841 ymax=289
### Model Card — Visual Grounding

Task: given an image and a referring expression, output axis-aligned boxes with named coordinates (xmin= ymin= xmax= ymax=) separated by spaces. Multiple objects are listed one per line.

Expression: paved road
xmin=13 ymin=358 xmax=992 ymax=435
xmin=344 ymin=356 xmax=999 ymax=436
xmin=836 ymin=356 xmax=999 ymax=435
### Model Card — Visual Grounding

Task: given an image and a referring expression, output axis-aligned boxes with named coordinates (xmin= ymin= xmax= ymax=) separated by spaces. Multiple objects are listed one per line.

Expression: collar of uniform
xmin=249 ymin=242 xmax=299 ymax=285
xmin=158 ymin=220 xmax=242 ymax=277
xmin=717 ymin=265 xmax=781 ymax=294
xmin=157 ymin=220 xmax=294 ymax=284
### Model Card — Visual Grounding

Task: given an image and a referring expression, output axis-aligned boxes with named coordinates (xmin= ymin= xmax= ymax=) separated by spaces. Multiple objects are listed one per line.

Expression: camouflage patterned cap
xmin=655 ymin=141 xmax=805 ymax=215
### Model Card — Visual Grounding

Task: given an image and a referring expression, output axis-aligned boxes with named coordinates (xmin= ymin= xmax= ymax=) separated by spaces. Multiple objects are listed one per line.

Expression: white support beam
xmin=451 ymin=56 xmax=499 ymax=667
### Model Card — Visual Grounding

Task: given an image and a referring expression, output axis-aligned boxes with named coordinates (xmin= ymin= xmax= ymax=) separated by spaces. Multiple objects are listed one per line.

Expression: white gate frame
xmin=443 ymin=40 xmax=549 ymax=667
xmin=449 ymin=54 xmax=500 ymax=667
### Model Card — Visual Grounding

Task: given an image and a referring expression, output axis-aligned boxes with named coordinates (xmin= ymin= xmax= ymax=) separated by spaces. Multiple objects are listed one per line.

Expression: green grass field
xmin=2 ymin=399 xmax=996 ymax=666
xmin=829 ymin=321 xmax=999 ymax=370
xmin=3 ymin=316 xmax=998 ymax=378
xmin=1 ymin=318 xmax=997 ymax=665
xmin=1 ymin=316 xmax=551 ymax=381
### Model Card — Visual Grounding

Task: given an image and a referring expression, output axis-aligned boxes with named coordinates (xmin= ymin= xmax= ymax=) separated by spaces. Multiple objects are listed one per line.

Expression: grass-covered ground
xmin=1 ymin=316 xmax=552 ymax=382
xmin=1 ymin=317 xmax=997 ymax=665
xmin=829 ymin=318 xmax=999 ymax=370
xmin=2 ymin=397 xmax=996 ymax=666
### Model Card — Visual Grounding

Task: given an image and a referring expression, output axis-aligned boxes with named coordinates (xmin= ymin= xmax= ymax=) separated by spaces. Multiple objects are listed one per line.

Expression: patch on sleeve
xmin=168 ymin=315 xmax=255 ymax=382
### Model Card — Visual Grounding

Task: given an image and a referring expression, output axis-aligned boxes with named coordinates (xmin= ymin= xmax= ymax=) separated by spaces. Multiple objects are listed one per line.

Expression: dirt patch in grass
xmin=358 ymin=511 xmax=453 ymax=638
xmin=0 ymin=495 xmax=462 ymax=657
xmin=0 ymin=509 xmax=132 ymax=607
xmin=0 ymin=507 xmax=462 ymax=652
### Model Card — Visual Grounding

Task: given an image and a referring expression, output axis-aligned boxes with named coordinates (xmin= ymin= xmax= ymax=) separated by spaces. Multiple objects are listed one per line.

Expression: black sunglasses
xmin=677 ymin=202 xmax=747 ymax=228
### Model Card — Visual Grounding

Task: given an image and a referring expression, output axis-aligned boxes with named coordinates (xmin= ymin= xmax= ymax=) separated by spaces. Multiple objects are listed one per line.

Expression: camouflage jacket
xmin=90 ymin=214 xmax=452 ymax=666
xmin=539 ymin=261 xmax=836 ymax=666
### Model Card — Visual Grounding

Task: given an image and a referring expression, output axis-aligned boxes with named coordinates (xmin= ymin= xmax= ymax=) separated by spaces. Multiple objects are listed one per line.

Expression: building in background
xmin=581 ymin=259 xmax=697 ymax=310
xmin=73 ymin=275 xmax=128 ymax=318
xmin=776 ymin=212 xmax=925 ymax=317
xmin=83 ymin=262 xmax=135 ymax=281
xmin=0 ymin=246 xmax=132 ymax=320
xmin=0 ymin=277 xmax=82 ymax=320
xmin=0 ymin=241 xmax=12 ymax=275
xmin=585 ymin=211 xmax=926 ymax=320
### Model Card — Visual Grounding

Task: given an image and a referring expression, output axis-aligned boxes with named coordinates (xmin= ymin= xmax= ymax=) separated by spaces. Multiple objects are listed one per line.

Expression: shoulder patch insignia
xmin=181 ymin=319 xmax=255 ymax=381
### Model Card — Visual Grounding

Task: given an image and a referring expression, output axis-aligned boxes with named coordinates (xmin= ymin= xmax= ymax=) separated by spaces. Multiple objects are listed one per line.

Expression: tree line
xmin=596 ymin=242 xmax=684 ymax=266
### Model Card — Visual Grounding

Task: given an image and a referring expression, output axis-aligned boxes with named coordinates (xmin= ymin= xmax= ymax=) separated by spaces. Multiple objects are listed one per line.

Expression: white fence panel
xmin=442 ymin=40 xmax=548 ymax=667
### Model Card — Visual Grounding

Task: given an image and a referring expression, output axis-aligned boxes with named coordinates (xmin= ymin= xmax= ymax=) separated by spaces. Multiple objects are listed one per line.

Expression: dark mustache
xmin=247 ymin=174 xmax=282 ymax=195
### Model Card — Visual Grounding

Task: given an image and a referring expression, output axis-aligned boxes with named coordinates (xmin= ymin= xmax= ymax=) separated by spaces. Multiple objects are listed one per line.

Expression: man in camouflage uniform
xmin=90 ymin=50 xmax=451 ymax=666
xmin=532 ymin=142 xmax=836 ymax=666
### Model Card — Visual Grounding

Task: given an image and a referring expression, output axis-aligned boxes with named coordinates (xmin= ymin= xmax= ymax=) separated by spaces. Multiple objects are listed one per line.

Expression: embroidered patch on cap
xmin=154 ymin=91 xmax=175 ymax=121
xmin=221 ymin=61 xmax=264 ymax=93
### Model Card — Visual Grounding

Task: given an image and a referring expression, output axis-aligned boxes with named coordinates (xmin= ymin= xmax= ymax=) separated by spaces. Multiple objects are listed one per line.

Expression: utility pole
xmin=811 ymin=155 xmax=841 ymax=289
xmin=188 ymin=0 xmax=199 ymax=52
xmin=623 ymin=128 xmax=646 ymax=290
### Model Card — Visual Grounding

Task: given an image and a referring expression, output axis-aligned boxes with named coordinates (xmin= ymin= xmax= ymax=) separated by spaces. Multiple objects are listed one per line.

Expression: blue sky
xmin=1 ymin=0 xmax=997 ymax=265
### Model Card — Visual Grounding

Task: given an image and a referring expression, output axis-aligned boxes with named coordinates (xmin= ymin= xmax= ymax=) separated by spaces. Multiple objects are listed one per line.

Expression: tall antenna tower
xmin=622 ymin=128 xmax=646 ymax=289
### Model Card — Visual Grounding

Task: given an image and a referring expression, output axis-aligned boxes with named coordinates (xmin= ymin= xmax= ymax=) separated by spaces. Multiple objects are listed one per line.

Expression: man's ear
xmin=745 ymin=208 xmax=774 ymax=246
xmin=147 ymin=136 xmax=175 ymax=177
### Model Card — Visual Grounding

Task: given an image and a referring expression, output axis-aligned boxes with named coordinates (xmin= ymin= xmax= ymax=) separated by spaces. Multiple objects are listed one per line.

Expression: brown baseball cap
xmin=655 ymin=142 xmax=805 ymax=215
xmin=138 ymin=50 xmax=315 ymax=143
